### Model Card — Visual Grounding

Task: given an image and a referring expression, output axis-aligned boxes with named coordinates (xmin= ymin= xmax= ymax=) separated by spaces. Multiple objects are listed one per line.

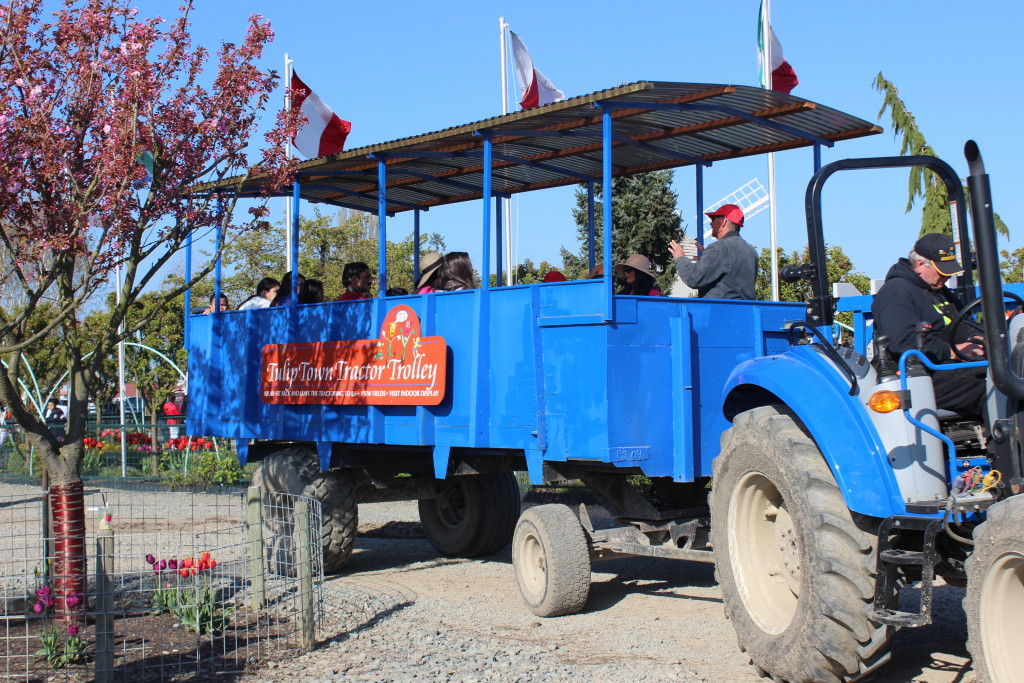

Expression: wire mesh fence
xmin=0 ymin=424 xmax=233 ymax=481
xmin=0 ymin=480 xmax=324 ymax=681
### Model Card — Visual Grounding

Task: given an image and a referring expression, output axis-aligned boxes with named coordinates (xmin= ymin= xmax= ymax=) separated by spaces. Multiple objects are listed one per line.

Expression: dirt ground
xmin=316 ymin=505 xmax=977 ymax=683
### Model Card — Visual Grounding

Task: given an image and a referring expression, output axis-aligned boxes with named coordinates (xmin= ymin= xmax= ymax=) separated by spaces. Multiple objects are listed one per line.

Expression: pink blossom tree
xmin=0 ymin=0 xmax=296 ymax=614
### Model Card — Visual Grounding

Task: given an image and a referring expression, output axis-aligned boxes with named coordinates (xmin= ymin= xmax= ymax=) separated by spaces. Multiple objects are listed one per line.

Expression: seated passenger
xmin=615 ymin=255 xmax=660 ymax=296
xmin=338 ymin=262 xmax=372 ymax=301
xmin=386 ymin=287 xmax=409 ymax=296
xmin=201 ymin=294 xmax=230 ymax=314
xmin=416 ymin=252 xmax=447 ymax=293
xmin=238 ymin=277 xmax=280 ymax=311
xmin=542 ymin=270 xmax=567 ymax=283
xmin=442 ymin=251 xmax=475 ymax=291
xmin=270 ymin=271 xmax=304 ymax=306
xmin=299 ymin=278 xmax=327 ymax=304
xmin=588 ymin=264 xmax=604 ymax=279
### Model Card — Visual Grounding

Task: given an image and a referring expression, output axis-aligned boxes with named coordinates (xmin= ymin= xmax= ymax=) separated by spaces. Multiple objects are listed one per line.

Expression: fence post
xmin=94 ymin=527 xmax=114 ymax=682
xmin=294 ymin=498 xmax=315 ymax=650
xmin=246 ymin=486 xmax=265 ymax=608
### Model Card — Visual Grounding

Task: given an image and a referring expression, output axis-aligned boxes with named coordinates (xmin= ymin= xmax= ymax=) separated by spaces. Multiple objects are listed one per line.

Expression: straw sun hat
xmin=416 ymin=252 xmax=444 ymax=289
xmin=614 ymin=254 xmax=654 ymax=278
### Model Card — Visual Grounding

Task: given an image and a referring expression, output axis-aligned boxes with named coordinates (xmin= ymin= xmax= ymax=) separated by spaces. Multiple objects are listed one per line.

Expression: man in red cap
xmin=668 ymin=203 xmax=757 ymax=299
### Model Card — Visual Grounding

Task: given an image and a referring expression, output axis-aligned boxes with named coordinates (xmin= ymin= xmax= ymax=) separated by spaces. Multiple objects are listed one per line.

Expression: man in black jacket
xmin=871 ymin=233 xmax=985 ymax=417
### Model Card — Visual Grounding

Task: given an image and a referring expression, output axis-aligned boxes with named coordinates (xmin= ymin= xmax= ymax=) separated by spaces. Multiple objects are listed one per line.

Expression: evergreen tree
xmin=874 ymin=73 xmax=1008 ymax=239
xmin=563 ymin=171 xmax=686 ymax=292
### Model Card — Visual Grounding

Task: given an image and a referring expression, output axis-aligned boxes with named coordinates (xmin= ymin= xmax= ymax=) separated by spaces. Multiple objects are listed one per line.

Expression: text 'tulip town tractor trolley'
xmin=186 ymin=82 xmax=1024 ymax=683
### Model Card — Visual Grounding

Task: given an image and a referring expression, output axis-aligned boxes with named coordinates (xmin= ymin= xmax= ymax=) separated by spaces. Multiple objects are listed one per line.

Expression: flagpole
xmin=499 ymin=18 xmax=514 ymax=284
xmin=761 ymin=0 xmax=780 ymax=302
xmin=284 ymin=54 xmax=294 ymax=274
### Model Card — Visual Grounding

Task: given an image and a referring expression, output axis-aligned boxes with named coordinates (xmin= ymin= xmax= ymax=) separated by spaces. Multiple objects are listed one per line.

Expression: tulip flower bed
xmin=0 ymin=481 xmax=325 ymax=681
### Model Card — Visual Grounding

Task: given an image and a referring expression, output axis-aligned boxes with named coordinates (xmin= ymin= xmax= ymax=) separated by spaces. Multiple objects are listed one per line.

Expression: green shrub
xmin=163 ymin=451 xmax=244 ymax=487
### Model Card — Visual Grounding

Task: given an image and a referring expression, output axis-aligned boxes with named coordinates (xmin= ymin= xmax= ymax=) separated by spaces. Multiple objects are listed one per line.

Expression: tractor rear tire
xmin=512 ymin=504 xmax=591 ymax=617
xmin=965 ymin=494 xmax=1024 ymax=683
xmin=711 ymin=405 xmax=892 ymax=683
xmin=250 ymin=447 xmax=357 ymax=574
xmin=418 ymin=472 xmax=520 ymax=557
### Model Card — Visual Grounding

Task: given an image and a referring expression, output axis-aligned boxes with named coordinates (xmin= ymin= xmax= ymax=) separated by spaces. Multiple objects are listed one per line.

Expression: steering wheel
xmin=948 ymin=292 xmax=1024 ymax=361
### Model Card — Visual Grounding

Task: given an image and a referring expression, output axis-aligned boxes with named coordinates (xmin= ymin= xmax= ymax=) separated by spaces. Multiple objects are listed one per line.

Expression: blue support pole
xmin=481 ymin=133 xmax=492 ymax=290
xmin=495 ymin=195 xmax=503 ymax=286
xmin=377 ymin=160 xmax=388 ymax=297
xmin=813 ymin=142 xmax=822 ymax=173
xmin=291 ymin=179 xmax=300 ymax=304
xmin=214 ymin=200 xmax=223 ymax=312
xmin=587 ymin=182 xmax=596 ymax=271
xmin=695 ymin=165 xmax=705 ymax=247
xmin=601 ymin=106 xmax=614 ymax=321
xmin=413 ymin=209 xmax=421 ymax=284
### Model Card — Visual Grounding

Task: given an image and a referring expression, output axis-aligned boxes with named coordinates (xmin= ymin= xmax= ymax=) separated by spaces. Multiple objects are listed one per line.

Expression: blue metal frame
xmin=601 ymin=105 xmax=614 ymax=321
xmin=377 ymin=159 xmax=388 ymax=297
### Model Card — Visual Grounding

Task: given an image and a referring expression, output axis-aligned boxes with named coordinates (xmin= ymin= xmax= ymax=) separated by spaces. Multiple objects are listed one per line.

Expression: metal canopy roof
xmin=197 ymin=81 xmax=881 ymax=215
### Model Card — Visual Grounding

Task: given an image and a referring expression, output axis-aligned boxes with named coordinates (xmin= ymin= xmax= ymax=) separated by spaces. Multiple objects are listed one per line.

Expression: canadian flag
xmin=290 ymin=70 xmax=351 ymax=158
xmin=509 ymin=31 xmax=564 ymax=109
xmin=757 ymin=1 xmax=799 ymax=95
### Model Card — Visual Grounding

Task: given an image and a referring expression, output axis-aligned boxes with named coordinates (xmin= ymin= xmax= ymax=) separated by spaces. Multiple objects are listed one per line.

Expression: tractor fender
xmin=722 ymin=348 xmax=906 ymax=519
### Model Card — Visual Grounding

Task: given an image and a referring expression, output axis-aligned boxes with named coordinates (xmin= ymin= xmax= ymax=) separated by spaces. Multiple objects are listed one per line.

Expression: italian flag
xmin=758 ymin=0 xmax=799 ymax=95
xmin=290 ymin=70 xmax=351 ymax=159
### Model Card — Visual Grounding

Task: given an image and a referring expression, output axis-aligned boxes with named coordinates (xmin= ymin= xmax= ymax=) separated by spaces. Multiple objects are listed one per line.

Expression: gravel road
xmin=0 ymin=482 xmax=976 ymax=682
xmin=241 ymin=499 xmax=977 ymax=683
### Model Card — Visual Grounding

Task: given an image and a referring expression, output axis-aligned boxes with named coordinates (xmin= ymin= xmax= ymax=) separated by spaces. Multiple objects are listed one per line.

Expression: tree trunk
xmin=50 ymin=480 xmax=86 ymax=620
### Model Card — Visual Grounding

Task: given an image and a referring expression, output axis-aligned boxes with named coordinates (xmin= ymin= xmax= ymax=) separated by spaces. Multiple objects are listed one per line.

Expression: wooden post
xmin=294 ymin=498 xmax=315 ymax=650
xmin=246 ymin=486 xmax=265 ymax=608
xmin=94 ymin=528 xmax=114 ymax=682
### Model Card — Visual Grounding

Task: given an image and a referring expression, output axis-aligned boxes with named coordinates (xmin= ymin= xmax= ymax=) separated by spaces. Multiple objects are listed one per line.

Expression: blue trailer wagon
xmin=187 ymin=82 xmax=1024 ymax=683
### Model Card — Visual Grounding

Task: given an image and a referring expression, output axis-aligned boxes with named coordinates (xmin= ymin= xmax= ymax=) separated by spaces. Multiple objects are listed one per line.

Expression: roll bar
xmin=801 ymin=155 xmax=973 ymax=329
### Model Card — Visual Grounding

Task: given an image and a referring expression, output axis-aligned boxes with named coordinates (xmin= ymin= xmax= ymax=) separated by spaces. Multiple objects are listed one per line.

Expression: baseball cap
xmin=705 ymin=203 xmax=745 ymax=227
xmin=914 ymin=233 xmax=963 ymax=276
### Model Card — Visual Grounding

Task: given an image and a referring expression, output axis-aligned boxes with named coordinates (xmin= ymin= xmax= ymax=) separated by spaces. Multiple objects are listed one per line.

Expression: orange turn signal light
xmin=868 ymin=390 xmax=902 ymax=413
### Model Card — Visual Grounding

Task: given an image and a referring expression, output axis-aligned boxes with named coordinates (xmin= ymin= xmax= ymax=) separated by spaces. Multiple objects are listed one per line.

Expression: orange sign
xmin=261 ymin=305 xmax=447 ymax=406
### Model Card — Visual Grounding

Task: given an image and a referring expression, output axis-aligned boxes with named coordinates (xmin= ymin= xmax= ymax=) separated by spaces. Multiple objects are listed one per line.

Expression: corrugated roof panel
xmin=190 ymin=81 xmax=880 ymax=212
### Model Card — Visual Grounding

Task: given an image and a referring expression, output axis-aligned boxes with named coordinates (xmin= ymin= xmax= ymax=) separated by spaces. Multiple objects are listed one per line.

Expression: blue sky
xmin=168 ymin=0 xmax=1022 ymax=281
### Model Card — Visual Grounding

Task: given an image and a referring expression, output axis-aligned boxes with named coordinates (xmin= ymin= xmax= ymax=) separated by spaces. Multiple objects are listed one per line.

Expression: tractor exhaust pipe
xmin=964 ymin=140 xmax=1024 ymax=399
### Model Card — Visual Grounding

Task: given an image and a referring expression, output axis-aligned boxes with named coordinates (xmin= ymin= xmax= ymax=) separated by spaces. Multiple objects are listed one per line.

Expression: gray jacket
xmin=674 ymin=231 xmax=757 ymax=300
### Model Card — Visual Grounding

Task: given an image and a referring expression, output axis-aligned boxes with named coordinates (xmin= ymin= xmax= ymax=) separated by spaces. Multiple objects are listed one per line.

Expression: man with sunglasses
xmin=871 ymin=232 xmax=986 ymax=418
xmin=668 ymin=204 xmax=757 ymax=300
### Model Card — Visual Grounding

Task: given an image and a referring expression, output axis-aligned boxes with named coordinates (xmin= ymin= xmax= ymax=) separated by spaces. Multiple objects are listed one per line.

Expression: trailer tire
xmin=418 ymin=472 xmax=519 ymax=557
xmin=711 ymin=405 xmax=892 ymax=683
xmin=512 ymin=504 xmax=590 ymax=617
xmin=965 ymin=494 xmax=1024 ymax=683
xmin=250 ymin=447 xmax=357 ymax=574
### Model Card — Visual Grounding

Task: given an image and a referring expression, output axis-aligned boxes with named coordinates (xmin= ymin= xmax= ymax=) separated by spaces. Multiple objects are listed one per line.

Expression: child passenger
xmin=338 ymin=262 xmax=372 ymax=300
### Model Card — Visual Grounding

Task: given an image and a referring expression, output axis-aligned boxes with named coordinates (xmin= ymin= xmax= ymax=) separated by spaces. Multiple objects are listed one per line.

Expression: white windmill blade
xmin=702 ymin=178 xmax=770 ymax=239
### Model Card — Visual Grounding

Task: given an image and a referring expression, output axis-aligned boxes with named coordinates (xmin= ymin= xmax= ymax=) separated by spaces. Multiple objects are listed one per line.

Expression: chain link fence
xmin=0 ymin=481 xmax=324 ymax=681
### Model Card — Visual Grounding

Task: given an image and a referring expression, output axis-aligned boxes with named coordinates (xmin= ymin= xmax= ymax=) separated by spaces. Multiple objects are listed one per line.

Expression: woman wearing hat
xmin=416 ymin=252 xmax=447 ymax=293
xmin=615 ymin=254 xmax=660 ymax=296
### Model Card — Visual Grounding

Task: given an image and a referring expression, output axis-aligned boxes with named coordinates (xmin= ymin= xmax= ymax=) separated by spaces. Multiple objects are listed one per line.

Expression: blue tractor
xmin=186 ymin=83 xmax=1024 ymax=682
